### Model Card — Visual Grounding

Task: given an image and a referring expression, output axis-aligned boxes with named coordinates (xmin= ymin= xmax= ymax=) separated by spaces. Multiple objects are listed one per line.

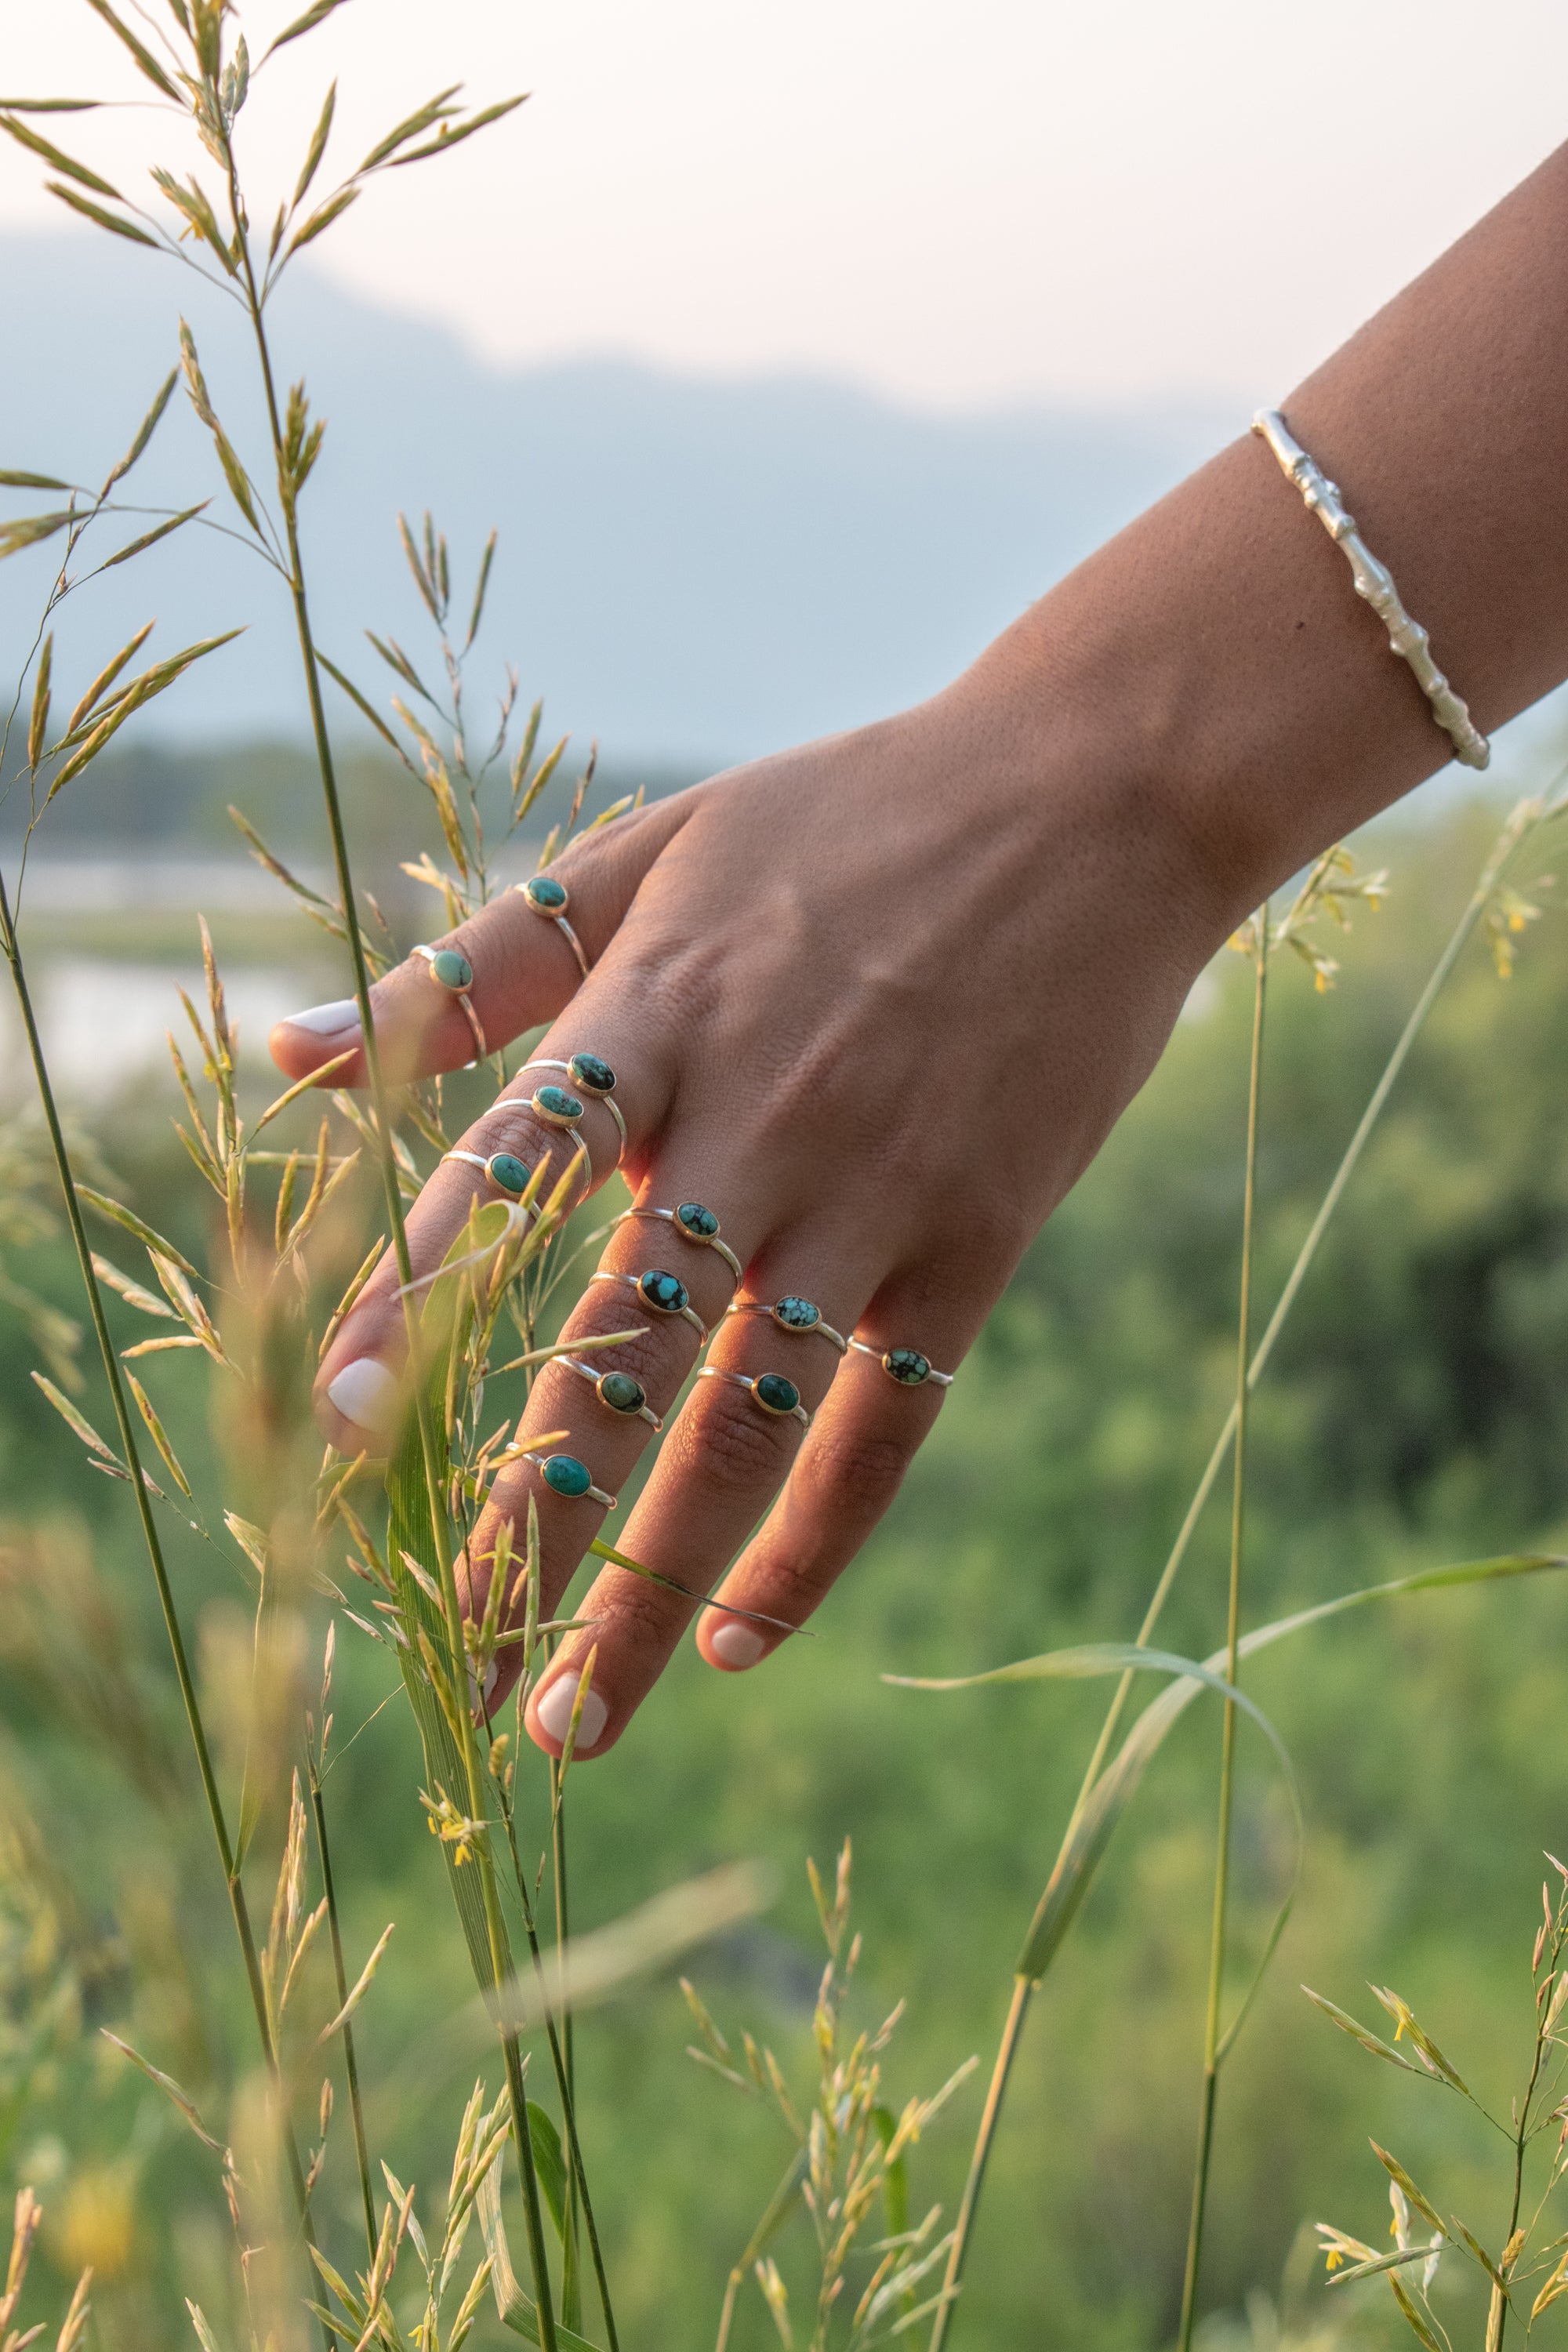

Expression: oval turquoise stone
xmin=527 ymin=876 xmax=568 ymax=911
xmin=885 ymin=1348 xmax=931 ymax=1386
xmin=430 ymin=948 xmax=474 ymax=990
xmin=775 ymin=1295 xmax=820 ymax=1330
xmin=677 ymin=1202 xmax=719 ymax=1239
xmin=535 ymin=1085 xmax=583 ymax=1122
xmin=598 ymin=1370 xmax=647 ymax=1415
xmin=541 ymin=1454 xmax=592 ymax=1498
xmin=639 ymin=1270 xmax=688 ymax=1315
xmin=485 ymin=1152 xmax=532 ymax=1197
xmin=755 ymin=1373 xmax=800 ymax=1417
xmin=569 ymin=1052 xmax=616 ymax=1094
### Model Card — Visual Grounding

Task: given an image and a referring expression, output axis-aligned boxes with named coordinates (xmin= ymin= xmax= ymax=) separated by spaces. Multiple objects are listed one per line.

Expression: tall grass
xmin=2 ymin=10 xmax=1566 ymax=2348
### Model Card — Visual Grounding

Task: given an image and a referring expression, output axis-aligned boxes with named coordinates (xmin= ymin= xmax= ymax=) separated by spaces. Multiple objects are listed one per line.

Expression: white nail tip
xmin=536 ymin=1677 xmax=608 ymax=1751
xmin=710 ymin=1622 xmax=766 ymax=1671
xmin=325 ymin=1357 xmax=401 ymax=1436
xmin=284 ymin=998 xmax=361 ymax=1036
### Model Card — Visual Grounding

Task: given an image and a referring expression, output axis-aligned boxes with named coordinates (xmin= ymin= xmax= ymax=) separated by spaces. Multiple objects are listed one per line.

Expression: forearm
xmin=962 ymin=138 xmax=1568 ymax=929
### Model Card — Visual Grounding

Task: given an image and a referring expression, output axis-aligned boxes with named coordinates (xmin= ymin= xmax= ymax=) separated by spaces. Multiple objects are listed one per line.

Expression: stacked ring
xmin=617 ymin=1202 xmax=743 ymax=1283
xmin=848 ymin=1338 xmax=955 ymax=1388
xmin=726 ymin=1296 xmax=848 ymax=1355
xmin=442 ymin=1147 xmax=540 ymax=1212
xmin=414 ymin=942 xmax=487 ymax=1058
xmin=698 ymin=1366 xmax=810 ymax=1427
xmin=590 ymin=1267 xmax=709 ymax=1339
xmin=526 ymin=1083 xmax=597 ymax=1185
xmin=516 ymin=874 xmax=591 ymax=980
xmin=558 ymin=1355 xmax=662 ymax=1429
xmin=521 ymin=1055 xmax=627 ymax=1160
xmin=523 ymin=1450 xmax=616 ymax=1508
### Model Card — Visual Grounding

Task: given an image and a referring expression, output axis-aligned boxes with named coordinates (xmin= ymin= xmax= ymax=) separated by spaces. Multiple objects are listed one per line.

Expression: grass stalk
xmin=0 ymin=874 xmax=334 ymax=2345
xmin=931 ymin=798 xmax=1548 ymax=2349
xmin=551 ymin=1766 xmax=584 ymax=2330
xmin=216 ymin=141 xmax=561 ymax=2347
xmin=1176 ymin=901 xmax=1269 ymax=2350
xmin=308 ymin=1766 xmax=379 ymax=2264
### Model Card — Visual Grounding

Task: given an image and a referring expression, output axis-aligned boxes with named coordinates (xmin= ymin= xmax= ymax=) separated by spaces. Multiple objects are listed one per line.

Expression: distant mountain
xmin=0 ymin=234 xmax=1236 ymax=770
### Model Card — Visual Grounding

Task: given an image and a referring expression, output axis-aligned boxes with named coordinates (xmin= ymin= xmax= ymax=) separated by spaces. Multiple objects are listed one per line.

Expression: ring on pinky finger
xmin=697 ymin=1366 xmax=811 ymax=1427
xmin=523 ymin=1450 xmax=618 ymax=1508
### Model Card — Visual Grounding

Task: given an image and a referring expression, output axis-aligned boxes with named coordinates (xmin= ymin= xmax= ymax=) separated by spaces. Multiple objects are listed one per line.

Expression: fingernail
xmin=325 ymin=1357 xmax=401 ymax=1436
xmin=282 ymin=997 xmax=361 ymax=1036
xmin=536 ymin=1675 xmax=608 ymax=1752
xmin=710 ymin=1621 xmax=766 ymax=1671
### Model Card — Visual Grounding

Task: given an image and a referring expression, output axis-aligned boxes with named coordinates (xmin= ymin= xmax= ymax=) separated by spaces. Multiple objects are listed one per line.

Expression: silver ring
xmin=725 ymin=1297 xmax=848 ymax=1355
xmin=522 ymin=1450 xmax=616 ymax=1508
xmin=522 ymin=1083 xmax=597 ymax=1187
xmin=590 ymin=1267 xmax=708 ymax=1339
xmin=848 ymin=1337 xmax=954 ymax=1388
xmin=698 ymin=1366 xmax=810 ymax=1427
xmin=520 ymin=1055 xmax=626 ymax=1160
xmin=557 ymin=1354 xmax=662 ymax=1429
xmin=442 ymin=1148 xmax=542 ymax=1215
xmin=617 ymin=1203 xmax=742 ymax=1284
xmin=414 ymin=942 xmax=487 ymax=1058
xmin=516 ymin=875 xmax=590 ymax=980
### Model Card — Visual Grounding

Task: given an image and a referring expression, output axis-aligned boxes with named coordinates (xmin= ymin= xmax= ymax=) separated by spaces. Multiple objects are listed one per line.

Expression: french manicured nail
xmin=282 ymin=997 xmax=361 ymax=1036
xmin=710 ymin=1621 xmax=766 ymax=1671
xmin=536 ymin=1675 xmax=608 ymax=1752
xmin=325 ymin=1357 xmax=400 ymax=1436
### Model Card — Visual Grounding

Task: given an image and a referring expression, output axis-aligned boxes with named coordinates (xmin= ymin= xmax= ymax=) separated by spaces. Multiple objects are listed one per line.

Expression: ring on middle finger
xmin=557 ymin=1354 xmax=663 ymax=1429
xmin=698 ymin=1366 xmax=811 ymax=1428
xmin=724 ymin=1295 xmax=848 ymax=1355
xmin=590 ymin=1266 xmax=710 ymax=1339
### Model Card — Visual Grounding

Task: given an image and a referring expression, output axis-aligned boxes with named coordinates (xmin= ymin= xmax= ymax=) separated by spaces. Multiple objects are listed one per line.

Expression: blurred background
xmin=2 ymin=5 xmax=1568 ymax=2347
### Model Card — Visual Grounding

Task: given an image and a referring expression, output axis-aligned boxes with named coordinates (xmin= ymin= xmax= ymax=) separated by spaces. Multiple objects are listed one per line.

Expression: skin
xmin=272 ymin=139 xmax=1568 ymax=1761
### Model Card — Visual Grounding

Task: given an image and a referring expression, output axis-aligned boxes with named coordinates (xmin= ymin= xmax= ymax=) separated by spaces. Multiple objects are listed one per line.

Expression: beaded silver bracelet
xmin=1252 ymin=409 xmax=1490 ymax=772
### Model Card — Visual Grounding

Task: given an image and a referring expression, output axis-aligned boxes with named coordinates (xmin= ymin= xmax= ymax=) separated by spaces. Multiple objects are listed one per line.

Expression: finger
xmin=267 ymin=794 xmax=688 ymax=1088
xmin=696 ymin=1278 xmax=972 ymax=1672
xmin=517 ymin=1223 xmax=884 ymax=1757
xmin=314 ymin=992 xmax=675 ymax=1450
xmin=461 ymin=1190 xmax=762 ymax=1734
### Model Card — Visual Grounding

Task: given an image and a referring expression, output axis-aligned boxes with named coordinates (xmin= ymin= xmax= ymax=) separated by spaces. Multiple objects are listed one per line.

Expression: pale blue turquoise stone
xmin=541 ymin=1454 xmax=592 ymax=1498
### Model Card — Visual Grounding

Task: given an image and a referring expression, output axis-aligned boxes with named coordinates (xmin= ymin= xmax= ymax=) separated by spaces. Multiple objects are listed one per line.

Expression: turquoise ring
xmin=415 ymin=941 xmax=486 ymax=1058
xmin=616 ymin=1202 xmax=742 ymax=1284
xmin=523 ymin=1450 xmax=616 ymax=1508
xmin=725 ymin=1296 xmax=848 ymax=1355
xmin=697 ymin=1366 xmax=810 ymax=1428
xmin=521 ymin=1054 xmax=627 ymax=1161
xmin=848 ymin=1338 xmax=954 ymax=1389
xmin=589 ymin=1267 xmax=709 ymax=1339
xmin=558 ymin=1355 xmax=662 ymax=1429
xmin=442 ymin=1147 xmax=542 ymax=1215
xmin=516 ymin=873 xmax=590 ymax=980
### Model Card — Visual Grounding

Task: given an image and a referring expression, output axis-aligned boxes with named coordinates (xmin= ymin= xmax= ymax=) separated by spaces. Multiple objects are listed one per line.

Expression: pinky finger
xmin=695 ymin=1352 xmax=948 ymax=1671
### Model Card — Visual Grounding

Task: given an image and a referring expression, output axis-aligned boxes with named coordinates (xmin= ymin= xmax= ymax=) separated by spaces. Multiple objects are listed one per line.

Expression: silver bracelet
xmin=1252 ymin=409 xmax=1489 ymax=771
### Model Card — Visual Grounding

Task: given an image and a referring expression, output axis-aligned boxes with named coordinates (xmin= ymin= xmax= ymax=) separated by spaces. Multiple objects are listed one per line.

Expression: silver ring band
xmin=413 ymin=942 xmax=487 ymax=1058
xmin=848 ymin=1337 xmax=954 ymax=1388
xmin=557 ymin=1353 xmax=662 ymax=1428
xmin=617 ymin=1203 xmax=742 ymax=1284
xmin=442 ymin=1149 xmax=543 ymax=1217
xmin=698 ymin=1366 xmax=811 ymax=1427
xmin=521 ymin=1057 xmax=627 ymax=1158
xmin=522 ymin=1450 xmax=616 ymax=1508
xmin=590 ymin=1267 xmax=709 ymax=1339
xmin=515 ymin=877 xmax=591 ymax=979
xmin=725 ymin=1298 xmax=848 ymax=1355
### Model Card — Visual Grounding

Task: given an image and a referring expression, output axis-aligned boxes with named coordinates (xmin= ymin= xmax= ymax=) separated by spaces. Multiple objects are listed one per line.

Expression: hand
xmin=270 ymin=675 xmax=1226 ymax=1759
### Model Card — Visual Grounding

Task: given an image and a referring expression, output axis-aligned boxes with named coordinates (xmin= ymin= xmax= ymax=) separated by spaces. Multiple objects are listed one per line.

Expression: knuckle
xmin=800 ymin=1422 xmax=913 ymax=1517
xmin=550 ymin=1293 xmax=695 ymax=1397
xmin=597 ymin=1566 xmax=690 ymax=1646
xmin=673 ymin=1386 xmax=796 ymax=1497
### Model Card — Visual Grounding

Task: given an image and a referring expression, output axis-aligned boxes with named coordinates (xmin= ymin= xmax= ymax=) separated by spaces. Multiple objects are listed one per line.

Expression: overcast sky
xmin=3 ymin=1 xmax=1566 ymax=410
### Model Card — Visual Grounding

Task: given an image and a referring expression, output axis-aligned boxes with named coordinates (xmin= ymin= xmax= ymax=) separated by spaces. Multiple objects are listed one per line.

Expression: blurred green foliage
xmin=0 ymin=794 xmax=1563 ymax=2351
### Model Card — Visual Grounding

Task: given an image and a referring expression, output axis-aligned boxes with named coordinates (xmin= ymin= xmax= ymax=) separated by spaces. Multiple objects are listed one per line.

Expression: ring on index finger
xmin=414 ymin=942 xmax=487 ymax=1059
xmin=519 ymin=1053 xmax=627 ymax=1161
xmin=516 ymin=873 xmax=591 ymax=980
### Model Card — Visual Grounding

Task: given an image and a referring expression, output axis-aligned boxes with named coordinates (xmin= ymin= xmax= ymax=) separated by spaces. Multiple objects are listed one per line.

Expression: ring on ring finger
xmin=523 ymin=1449 xmax=617 ymax=1508
xmin=557 ymin=1355 xmax=663 ymax=1429
xmin=414 ymin=943 xmax=487 ymax=1059
xmin=590 ymin=1266 xmax=710 ymax=1339
xmin=617 ymin=1200 xmax=743 ymax=1283
xmin=847 ymin=1338 xmax=955 ymax=1388
xmin=698 ymin=1366 xmax=811 ymax=1427
xmin=725 ymin=1295 xmax=848 ymax=1354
